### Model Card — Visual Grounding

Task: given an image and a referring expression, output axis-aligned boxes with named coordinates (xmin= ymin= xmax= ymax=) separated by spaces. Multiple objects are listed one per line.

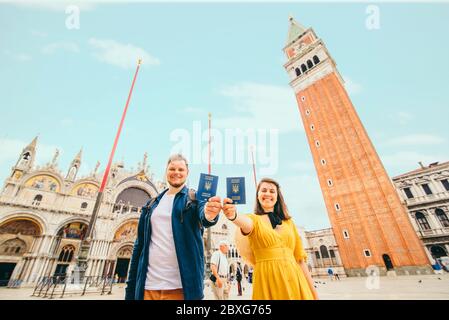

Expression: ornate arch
xmin=0 ymin=213 xmax=45 ymax=236
xmin=112 ymin=220 xmax=138 ymax=243
xmin=108 ymin=241 xmax=135 ymax=260
xmin=55 ymin=217 xmax=92 ymax=239
xmin=70 ymin=179 xmax=100 ymax=199
xmin=22 ymin=171 xmax=64 ymax=193
xmin=116 ymin=245 xmax=133 ymax=259
xmin=112 ymin=178 xmax=159 ymax=203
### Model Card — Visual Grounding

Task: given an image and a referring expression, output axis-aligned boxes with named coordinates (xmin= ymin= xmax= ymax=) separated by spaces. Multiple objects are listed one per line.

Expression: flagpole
xmin=251 ymin=145 xmax=257 ymax=188
xmin=208 ymin=113 xmax=211 ymax=175
xmin=206 ymin=112 xmax=212 ymax=271
xmin=76 ymin=58 xmax=142 ymax=281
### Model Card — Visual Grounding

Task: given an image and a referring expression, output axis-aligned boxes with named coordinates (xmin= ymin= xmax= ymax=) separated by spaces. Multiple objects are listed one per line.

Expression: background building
xmin=392 ymin=161 xmax=449 ymax=263
xmin=301 ymin=227 xmax=345 ymax=278
xmin=0 ymin=137 xmax=165 ymax=287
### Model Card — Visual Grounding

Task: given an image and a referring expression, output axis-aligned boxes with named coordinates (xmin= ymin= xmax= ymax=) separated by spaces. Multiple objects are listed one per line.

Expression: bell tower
xmin=66 ymin=149 xmax=82 ymax=182
xmin=283 ymin=17 xmax=431 ymax=276
xmin=11 ymin=136 xmax=38 ymax=180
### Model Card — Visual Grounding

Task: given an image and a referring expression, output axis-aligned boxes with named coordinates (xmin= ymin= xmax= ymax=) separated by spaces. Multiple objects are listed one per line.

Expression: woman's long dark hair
xmin=254 ymin=178 xmax=291 ymax=220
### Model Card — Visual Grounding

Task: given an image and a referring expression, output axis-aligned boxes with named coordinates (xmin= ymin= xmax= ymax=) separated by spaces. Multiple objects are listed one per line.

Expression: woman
xmin=222 ymin=178 xmax=318 ymax=300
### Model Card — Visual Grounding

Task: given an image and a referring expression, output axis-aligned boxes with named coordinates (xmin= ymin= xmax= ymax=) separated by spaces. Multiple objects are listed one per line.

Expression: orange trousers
xmin=144 ymin=289 xmax=184 ymax=300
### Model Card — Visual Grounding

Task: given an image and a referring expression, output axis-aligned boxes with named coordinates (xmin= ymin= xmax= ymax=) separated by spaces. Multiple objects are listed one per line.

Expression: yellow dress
xmin=246 ymin=213 xmax=315 ymax=300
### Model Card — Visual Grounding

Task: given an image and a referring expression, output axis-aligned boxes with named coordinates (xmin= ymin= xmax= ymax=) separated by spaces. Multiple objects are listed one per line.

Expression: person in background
xmin=327 ymin=267 xmax=334 ymax=281
xmin=236 ymin=262 xmax=243 ymax=296
xmin=210 ymin=240 xmax=230 ymax=300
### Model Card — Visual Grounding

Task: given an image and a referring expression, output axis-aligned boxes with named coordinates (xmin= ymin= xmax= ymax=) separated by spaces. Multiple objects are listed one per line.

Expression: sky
xmin=1 ymin=1 xmax=449 ymax=231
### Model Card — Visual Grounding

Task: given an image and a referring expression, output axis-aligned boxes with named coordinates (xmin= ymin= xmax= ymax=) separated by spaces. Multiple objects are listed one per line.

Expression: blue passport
xmin=197 ymin=173 xmax=219 ymax=201
xmin=226 ymin=177 xmax=246 ymax=205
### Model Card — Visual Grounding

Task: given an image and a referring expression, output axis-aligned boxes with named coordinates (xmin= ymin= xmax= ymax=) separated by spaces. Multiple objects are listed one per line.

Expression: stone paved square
xmin=1 ymin=274 xmax=448 ymax=300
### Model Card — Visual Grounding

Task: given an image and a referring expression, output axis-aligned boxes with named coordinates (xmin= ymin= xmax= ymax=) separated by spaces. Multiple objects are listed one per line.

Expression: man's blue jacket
xmin=125 ymin=186 xmax=218 ymax=300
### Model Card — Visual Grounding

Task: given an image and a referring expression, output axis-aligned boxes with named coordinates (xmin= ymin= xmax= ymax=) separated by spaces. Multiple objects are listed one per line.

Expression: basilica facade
xmin=0 ymin=137 xmax=165 ymax=287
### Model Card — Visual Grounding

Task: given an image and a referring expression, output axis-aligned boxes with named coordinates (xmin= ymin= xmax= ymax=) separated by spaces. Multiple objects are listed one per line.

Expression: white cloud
xmin=42 ymin=42 xmax=80 ymax=54
xmin=214 ymin=82 xmax=302 ymax=133
xmin=13 ymin=1 xmax=95 ymax=12
xmin=343 ymin=76 xmax=362 ymax=95
xmin=384 ymin=134 xmax=445 ymax=147
xmin=88 ymin=38 xmax=160 ymax=69
xmin=4 ymin=50 xmax=32 ymax=62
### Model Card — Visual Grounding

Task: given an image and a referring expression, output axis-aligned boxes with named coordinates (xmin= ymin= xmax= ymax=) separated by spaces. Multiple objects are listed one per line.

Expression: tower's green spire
xmin=286 ymin=15 xmax=306 ymax=46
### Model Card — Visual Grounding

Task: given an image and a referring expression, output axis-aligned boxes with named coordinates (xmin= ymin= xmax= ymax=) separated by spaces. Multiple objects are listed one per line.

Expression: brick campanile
xmin=283 ymin=17 xmax=431 ymax=276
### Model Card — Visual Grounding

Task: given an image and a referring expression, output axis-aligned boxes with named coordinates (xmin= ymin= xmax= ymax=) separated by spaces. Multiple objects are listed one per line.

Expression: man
xmin=236 ymin=261 xmax=243 ymax=296
xmin=327 ymin=267 xmax=334 ymax=281
xmin=125 ymin=154 xmax=221 ymax=300
xmin=247 ymin=267 xmax=253 ymax=285
xmin=210 ymin=240 xmax=230 ymax=300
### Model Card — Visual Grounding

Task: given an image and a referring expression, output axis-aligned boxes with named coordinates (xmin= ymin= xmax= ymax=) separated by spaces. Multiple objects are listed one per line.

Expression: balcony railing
xmin=405 ymin=192 xmax=449 ymax=206
xmin=112 ymin=204 xmax=141 ymax=215
xmin=417 ymin=227 xmax=449 ymax=238
xmin=313 ymin=258 xmax=339 ymax=268
xmin=0 ymin=195 xmax=115 ymax=218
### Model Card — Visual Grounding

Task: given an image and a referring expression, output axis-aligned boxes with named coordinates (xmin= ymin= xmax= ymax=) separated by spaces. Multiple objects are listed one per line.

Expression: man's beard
xmin=168 ymin=180 xmax=186 ymax=188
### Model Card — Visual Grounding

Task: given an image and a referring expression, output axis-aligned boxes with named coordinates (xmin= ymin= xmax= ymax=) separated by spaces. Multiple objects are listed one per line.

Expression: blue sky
xmin=1 ymin=2 xmax=449 ymax=230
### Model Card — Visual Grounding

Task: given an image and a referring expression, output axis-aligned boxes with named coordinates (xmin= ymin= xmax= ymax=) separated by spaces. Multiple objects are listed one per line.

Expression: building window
xmin=307 ymin=59 xmax=313 ymax=68
xmin=0 ymin=239 xmax=27 ymax=256
xmin=301 ymin=96 xmax=306 ymax=102
xmin=441 ymin=179 xmax=449 ymax=191
xmin=320 ymin=245 xmax=330 ymax=259
xmin=321 ymin=159 xmax=326 ymax=165
xmin=329 ymin=249 xmax=336 ymax=258
xmin=403 ymin=187 xmax=414 ymax=199
xmin=343 ymin=230 xmax=349 ymax=239
xmin=313 ymin=55 xmax=320 ymax=64
xmin=58 ymin=245 xmax=75 ymax=263
xmin=32 ymin=194 xmax=43 ymax=206
xmin=327 ymin=179 xmax=333 ymax=187
xmin=415 ymin=212 xmax=431 ymax=230
xmin=422 ymin=184 xmax=433 ymax=195
xmin=315 ymin=140 xmax=320 ymax=147
xmin=81 ymin=202 xmax=88 ymax=210
xmin=305 ymin=109 xmax=310 ymax=115
xmin=436 ymin=209 xmax=449 ymax=228
xmin=364 ymin=249 xmax=371 ymax=257
xmin=301 ymin=64 xmax=307 ymax=73
xmin=310 ymin=124 xmax=315 ymax=131
xmin=335 ymin=203 xmax=341 ymax=211
xmin=295 ymin=67 xmax=301 ymax=76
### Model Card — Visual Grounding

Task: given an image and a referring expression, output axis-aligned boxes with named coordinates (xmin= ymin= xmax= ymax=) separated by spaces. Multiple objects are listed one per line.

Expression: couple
xmin=125 ymin=153 xmax=317 ymax=300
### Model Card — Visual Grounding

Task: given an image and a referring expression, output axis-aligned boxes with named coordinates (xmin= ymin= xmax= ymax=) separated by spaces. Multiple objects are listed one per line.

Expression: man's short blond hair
xmin=166 ymin=153 xmax=189 ymax=170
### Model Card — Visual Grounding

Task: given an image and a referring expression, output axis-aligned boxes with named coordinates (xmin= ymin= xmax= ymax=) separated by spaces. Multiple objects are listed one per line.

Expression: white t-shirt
xmin=210 ymin=250 xmax=228 ymax=277
xmin=145 ymin=193 xmax=182 ymax=290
